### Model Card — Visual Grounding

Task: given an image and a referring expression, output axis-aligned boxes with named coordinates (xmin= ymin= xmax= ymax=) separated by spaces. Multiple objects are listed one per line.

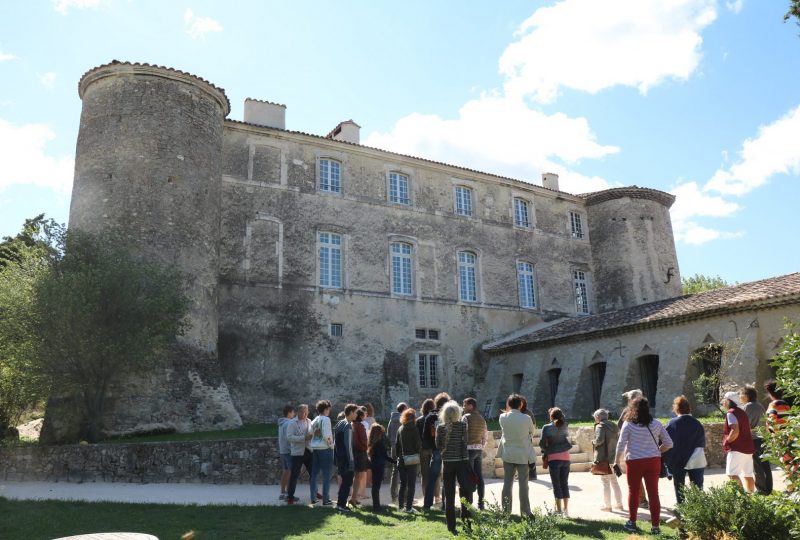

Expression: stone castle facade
xmin=52 ymin=59 xmax=752 ymax=441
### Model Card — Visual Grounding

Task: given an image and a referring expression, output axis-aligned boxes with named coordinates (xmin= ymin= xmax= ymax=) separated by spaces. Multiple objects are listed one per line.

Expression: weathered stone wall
xmin=487 ymin=304 xmax=799 ymax=419
xmin=216 ymin=125 xmax=599 ymax=419
xmin=0 ymin=438 xmax=281 ymax=485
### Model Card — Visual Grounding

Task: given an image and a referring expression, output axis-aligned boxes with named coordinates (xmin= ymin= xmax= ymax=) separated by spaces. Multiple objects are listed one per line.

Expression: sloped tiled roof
xmin=484 ymin=272 xmax=800 ymax=353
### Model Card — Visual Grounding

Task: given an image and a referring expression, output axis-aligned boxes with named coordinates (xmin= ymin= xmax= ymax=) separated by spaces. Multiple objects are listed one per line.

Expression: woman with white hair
xmin=435 ymin=400 xmax=474 ymax=535
xmin=592 ymin=408 xmax=624 ymax=511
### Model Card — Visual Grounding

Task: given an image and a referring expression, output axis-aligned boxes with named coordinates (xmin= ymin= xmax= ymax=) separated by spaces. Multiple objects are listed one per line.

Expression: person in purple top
xmin=664 ymin=395 xmax=706 ymax=503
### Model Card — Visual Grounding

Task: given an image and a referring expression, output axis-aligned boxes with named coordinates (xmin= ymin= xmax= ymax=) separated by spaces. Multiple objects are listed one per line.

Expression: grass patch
xmin=0 ymin=498 xmax=678 ymax=540
xmin=104 ymin=423 xmax=278 ymax=444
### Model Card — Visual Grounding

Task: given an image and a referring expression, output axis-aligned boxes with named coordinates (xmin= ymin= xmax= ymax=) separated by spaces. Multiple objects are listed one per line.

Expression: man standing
xmin=334 ymin=404 xmax=359 ymax=513
xmin=463 ymin=397 xmax=488 ymax=510
xmin=285 ymin=404 xmax=313 ymax=504
xmin=722 ymin=391 xmax=755 ymax=492
xmin=498 ymin=393 xmax=534 ymax=517
xmin=278 ymin=405 xmax=295 ymax=501
xmin=739 ymin=385 xmax=772 ymax=494
xmin=387 ymin=402 xmax=408 ymax=504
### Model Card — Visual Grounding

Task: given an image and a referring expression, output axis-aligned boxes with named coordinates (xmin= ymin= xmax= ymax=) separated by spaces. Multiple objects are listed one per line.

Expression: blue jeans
xmin=310 ymin=448 xmax=334 ymax=503
xmin=548 ymin=459 xmax=570 ymax=499
xmin=468 ymin=449 xmax=485 ymax=505
xmin=424 ymin=449 xmax=442 ymax=508
xmin=671 ymin=466 xmax=704 ymax=504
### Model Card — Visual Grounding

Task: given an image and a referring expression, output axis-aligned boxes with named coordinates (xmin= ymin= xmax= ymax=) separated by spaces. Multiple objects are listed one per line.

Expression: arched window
xmin=391 ymin=242 xmax=413 ymax=296
xmin=548 ymin=368 xmax=562 ymax=408
xmin=458 ymin=251 xmax=477 ymax=302
xmin=517 ymin=261 xmax=536 ymax=309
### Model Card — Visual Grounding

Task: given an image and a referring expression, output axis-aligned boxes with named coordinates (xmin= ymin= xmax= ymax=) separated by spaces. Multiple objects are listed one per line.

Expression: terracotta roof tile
xmin=484 ymin=272 xmax=800 ymax=353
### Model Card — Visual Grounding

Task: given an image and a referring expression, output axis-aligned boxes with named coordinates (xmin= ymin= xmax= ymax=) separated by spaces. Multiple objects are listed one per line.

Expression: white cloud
xmin=0 ymin=51 xmax=15 ymax=62
xmin=670 ymin=182 xmax=741 ymax=244
xmin=0 ymin=118 xmax=74 ymax=193
xmin=364 ymin=94 xmax=617 ymax=193
xmin=500 ymin=0 xmax=717 ymax=103
xmin=52 ymin=0 xmax=104 ymax=15
xmin=705 ymin=105 xmax=800 ymax=196
xmin=674 ymin=221 xmax=743 ymax=245
xmin=726 ymin=0 xmax=744 ymax=14
xmin=184 ymin=8 xmax=223 ymax=40
xmin=39 ymin=72 xmax=56 ymax=90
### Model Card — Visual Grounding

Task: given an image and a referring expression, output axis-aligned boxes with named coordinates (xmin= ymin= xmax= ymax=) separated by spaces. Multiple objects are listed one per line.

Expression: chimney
xmin=542 ymin=172 xmax=560 ymax=191
xmin=243 ymin=98 xmax=286 ymax=129
xmin=326 ymin=120 xmax=361 ymax=144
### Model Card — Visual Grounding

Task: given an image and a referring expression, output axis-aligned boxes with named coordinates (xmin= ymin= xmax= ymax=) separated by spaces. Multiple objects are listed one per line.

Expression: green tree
xmin=0 ymin=216 xmax=61 ymax=436
xmin=763 ymin=322 xmax=800 ymax=538
xmin=681 ymin=273 xmax=730 ymax=295
xmin=786 ymin=0 xmax=800 ymax=27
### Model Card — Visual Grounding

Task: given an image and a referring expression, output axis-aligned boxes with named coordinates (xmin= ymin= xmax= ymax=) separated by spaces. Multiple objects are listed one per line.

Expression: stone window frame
xmin=572 ymin=267 xmax=592 ymax=315
xmin=390 ymin=241 xmax=414 ymax=297
xmin=330 ymin=323 xmax=343 ymax=337
xmin=416 ymin=351 xmax=441 ymax=389
xmin=568 ymin=209 xmax=586 ymax=240
xmin=516 ymin=259 xmax=538 ymax=310
xmin=456 ymin=248 xmax=481 ymax=304
xmin=317 ymin=229 xmax=346 ymax=290
xmin=453 ymin=185 xmax=474 ymax=217
xmin=512 ymin=195 xmax=533 ymax=229
xmin=387 ymin=234 xmax=421 ymax=300
xmin=316 ymin=152 xmax=346 ymax=195
xmin=387 ymin=170 xmax=412 ymax=206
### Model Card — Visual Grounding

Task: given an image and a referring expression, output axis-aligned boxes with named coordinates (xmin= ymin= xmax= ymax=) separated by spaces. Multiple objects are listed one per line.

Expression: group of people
xmin=276 ymin=379 xmax=790 ymax=536
xmin=276 ymin=392 xmax=487 ymax=535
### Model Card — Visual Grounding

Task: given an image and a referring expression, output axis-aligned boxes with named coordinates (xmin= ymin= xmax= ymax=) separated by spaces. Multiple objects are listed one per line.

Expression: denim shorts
xmin=280 ymin=453 xmax=292 ymax=470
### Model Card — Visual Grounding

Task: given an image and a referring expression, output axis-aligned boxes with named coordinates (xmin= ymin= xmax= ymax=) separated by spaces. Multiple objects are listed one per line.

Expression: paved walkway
xmin=1 ymin=467 xmax=784 ymax=524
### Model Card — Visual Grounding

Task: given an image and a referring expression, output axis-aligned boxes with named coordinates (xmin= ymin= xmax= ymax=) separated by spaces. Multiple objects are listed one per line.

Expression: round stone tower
xmin=584 ymin=187 xmax=682 ymax=313
xmin=64 ymin=61 xmax=241 ymax=437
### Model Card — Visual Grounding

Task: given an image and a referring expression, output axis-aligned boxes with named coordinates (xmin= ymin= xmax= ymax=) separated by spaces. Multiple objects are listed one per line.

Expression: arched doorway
xmin=638 ymin=355 xmax=659 ymax=407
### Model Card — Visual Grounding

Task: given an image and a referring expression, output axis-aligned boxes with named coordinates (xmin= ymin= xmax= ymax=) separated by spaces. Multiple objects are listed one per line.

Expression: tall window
xmin=389 ymin=172 xmax=410 ymax=205
xmin=454 ymin=186 xmax=473 ymax=216
xmin=517 ymin=261 xmax=536 ymax=308
xmin=319 ymin=158 xmax=341 ymax=193
xmin=458 ymin=251 xmax=477 ymax=302
xmin=574 ymin=269 xmax=589 ymax=314
xmin=319 ymin=232 xmax=342 ymax=288
xmin=418 ymin=353 xmax=439 ymax=388
xmin=391 ymin=242 xmax=413 ymax=295
xmin=570 ymin=211 xmax=583 ymax=239
xmin=514 ymin=198 xmax=530 ymax=228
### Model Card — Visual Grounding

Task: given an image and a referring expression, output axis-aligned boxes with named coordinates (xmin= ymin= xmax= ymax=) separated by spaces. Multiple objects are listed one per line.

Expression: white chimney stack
xmin=327 ymin=120 xmax=361 ymax=144
xmin=542 ymin=172 xmax=560 ymax=191
xmin=243 ymin=98 xmax=286 ymax=129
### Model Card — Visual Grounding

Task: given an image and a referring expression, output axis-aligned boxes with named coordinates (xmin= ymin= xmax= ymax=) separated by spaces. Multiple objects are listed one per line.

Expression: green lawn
xmin=0 ymin=498 xmax=678 ymax=540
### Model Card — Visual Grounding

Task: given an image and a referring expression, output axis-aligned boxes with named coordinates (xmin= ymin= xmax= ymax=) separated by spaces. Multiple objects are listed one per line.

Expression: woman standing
xmin=350 ymin=407 xmax=369 ymax=505
xmin=615 ymin=396 xmax=673 ymax=536
xmin=540 ymin=407 xmax=572 ymax=516
xmin=592 ymin=408 xmax=623 ymax=512
xmin=396 ymin=407 xmax=421 ymax=513
xmin=436 ymin=400 xmax=474 ymax=535
xmin=664 ymin=395 xmax=706 ymax=504
xmin=367 ymin=423 xmax=391 ymax=511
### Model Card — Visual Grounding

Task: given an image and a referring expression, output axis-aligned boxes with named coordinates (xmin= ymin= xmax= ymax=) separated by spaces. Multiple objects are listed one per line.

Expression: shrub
xmin=677 ymin=483 xmax=791 ymax=540
xmin=462 ymin=501 xmax=564 ymax=540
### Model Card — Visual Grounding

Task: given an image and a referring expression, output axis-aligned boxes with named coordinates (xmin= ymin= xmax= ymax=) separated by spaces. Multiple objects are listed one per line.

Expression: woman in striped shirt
xmin=615 ymin=396 xmax=673 ymax=536
xmin=436 ymin=400 xmax=474 ymax=536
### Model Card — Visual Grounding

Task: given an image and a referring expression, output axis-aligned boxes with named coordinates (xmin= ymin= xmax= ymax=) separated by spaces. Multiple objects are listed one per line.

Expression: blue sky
xmin=0 ymin=0 xmax=798 ymax=285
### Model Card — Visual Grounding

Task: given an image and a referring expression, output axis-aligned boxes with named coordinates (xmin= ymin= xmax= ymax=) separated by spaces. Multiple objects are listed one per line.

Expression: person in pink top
xmin=615 ymin=396 xmax=673 ymax=536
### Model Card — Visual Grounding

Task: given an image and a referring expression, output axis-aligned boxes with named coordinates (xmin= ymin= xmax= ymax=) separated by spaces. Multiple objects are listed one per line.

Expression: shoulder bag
xmin=591 ymin=424 xmax=613 ymax=475
xmin=400 ymin=427 xmax=420 ymax=466
xmin=685 ymin=446 xmax=707 ymax=470
xmin=646 ymin=423 xmax=669 ymax=479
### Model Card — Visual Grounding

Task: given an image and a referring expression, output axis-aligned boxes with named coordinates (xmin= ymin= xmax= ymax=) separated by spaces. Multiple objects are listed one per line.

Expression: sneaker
xmin=641 ymin=500 xmax=649 ymax=509
xmin=286 ymin=497 xmax=299 ymax=505
xmin=405 ymin=508 xmax=419 ymax=514
xmin=651 ymin=526 xmax=661 ymax=535
xmin=279 ymin=493 xmax=287 ymax=501
xmin=623 ymin=520 xmax=639 ymax=533
xmin=478 ymin=502 xmax=485 ymax=511
xmin=322 ymin=500 xmax=334 ymax=506
xmin=348 ymin=499 xmax=361 ymax=506
xmin=335 ymin=505 xmax=351 ymax=513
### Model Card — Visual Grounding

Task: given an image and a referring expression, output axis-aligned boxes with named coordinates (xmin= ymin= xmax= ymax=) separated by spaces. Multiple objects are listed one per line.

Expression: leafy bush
xmin=677 ymin=483 xmax=791 ymax=540
xmin=462 ymin=501 xmax=564 ymax=540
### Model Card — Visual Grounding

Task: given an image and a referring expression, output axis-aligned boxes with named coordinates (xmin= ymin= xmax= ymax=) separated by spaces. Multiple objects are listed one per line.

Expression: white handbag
xmin=684 ymin=447 xmax=707 ymax=470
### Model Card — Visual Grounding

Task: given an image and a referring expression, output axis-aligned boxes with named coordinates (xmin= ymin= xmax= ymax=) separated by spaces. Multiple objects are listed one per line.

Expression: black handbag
xmin=646 ymin=424 xmax=669 ymax=479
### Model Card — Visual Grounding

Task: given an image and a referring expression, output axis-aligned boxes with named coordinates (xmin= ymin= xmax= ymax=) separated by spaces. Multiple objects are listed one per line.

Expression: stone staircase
xmin=485 ymin=429 xmax=594 ymax=479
